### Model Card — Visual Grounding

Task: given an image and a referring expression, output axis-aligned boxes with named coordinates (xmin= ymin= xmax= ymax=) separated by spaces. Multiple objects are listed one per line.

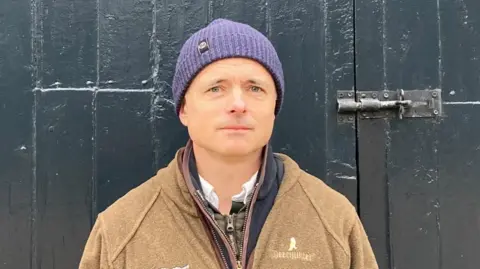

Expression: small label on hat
xmin=197 ymin=39 xmax=209 ymax=54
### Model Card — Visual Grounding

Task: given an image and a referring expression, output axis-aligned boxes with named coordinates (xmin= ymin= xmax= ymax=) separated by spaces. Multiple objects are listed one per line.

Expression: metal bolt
xmin=339 ymin=93 xmax=344 ymax=98
xmin=383 ymin=92 xmax=389 ymax=98
xmin=48 ymin=126 xmax=54 ymax=132
xmin=432 ymin=92 xmax=438 ymax=98
xmin=348 ymin=116 xmax=354 ymax=121
xmin=433 ymin=110 xmax=439 ymax=115
xmin=86 ymin=81 xmax=94 ymax=87
xmin=372 ymin=93 xmax=378 ymax=98
xmin=347 ymin=92 xmax=353 ymax=97
xmin=361 ymin=93 xmax=366 ymax=98
xmin=362 ymin=113 xmax=367 ymax=117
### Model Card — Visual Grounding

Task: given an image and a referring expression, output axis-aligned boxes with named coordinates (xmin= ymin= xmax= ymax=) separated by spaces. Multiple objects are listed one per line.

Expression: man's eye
xmin=208 ymin=87 xmax=220 ymax=92
xmin=250 ymin=86 xmax=262 ymax=92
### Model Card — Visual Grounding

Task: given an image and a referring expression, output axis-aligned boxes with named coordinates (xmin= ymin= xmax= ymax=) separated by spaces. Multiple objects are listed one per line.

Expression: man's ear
xmin=178 ymin=99 xmax=188 ymax=127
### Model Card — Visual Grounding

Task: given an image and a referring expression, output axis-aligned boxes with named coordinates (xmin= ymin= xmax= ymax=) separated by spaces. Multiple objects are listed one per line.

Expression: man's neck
xmin=192 ymin=144 xmax=263 ymax=201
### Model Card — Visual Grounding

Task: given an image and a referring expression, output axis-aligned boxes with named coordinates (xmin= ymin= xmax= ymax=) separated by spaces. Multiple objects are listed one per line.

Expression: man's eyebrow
xmin=247 ymin=79 xmax=268 ymax=86
xmin=205 ymin=78 xmax=269 ymax=86
xmin=207 ymin=79 xmax=226 ymax=86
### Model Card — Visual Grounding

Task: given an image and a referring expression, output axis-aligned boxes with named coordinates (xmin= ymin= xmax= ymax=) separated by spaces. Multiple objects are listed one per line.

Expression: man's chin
xmin=214 ymin=142 xmax=259 ymax=157
xmin=218 ymin=146 xmax=252 ymax=156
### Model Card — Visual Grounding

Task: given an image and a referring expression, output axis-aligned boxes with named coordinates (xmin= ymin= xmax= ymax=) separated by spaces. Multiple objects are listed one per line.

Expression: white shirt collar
xmin=198 ymin=171 xmax=258 ymax=210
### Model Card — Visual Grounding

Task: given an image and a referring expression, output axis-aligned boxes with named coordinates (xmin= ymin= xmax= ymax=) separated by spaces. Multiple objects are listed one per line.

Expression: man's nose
xmin=228 ymin=87 xmax=247 ymax=113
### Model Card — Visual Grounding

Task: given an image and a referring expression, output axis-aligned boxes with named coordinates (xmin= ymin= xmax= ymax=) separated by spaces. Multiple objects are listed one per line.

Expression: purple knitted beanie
xmin=172 ymin=18 xmax=285 ymax=115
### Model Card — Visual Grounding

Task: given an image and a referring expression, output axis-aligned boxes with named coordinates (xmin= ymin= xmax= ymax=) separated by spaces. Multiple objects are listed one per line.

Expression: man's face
xmin=179 ymin=58 xmax=277 ymax=158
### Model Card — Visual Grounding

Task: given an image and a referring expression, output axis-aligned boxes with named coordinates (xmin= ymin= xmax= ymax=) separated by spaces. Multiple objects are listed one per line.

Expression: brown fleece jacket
xmin=78 ymin=149 xmax=378 ymax=269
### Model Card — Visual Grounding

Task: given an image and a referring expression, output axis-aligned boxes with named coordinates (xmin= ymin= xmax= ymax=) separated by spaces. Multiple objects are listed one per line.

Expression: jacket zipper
xmin=211 ymin=225 xmax=230 ymax=269
xmin=184 ymin=142 xmax=270 ymax=269
xmin=240 ymin=182 xmax=261 ymax=268
xmin=195 ymin=191 xmax=239 ymax=269
xmin=194 ymin=186 xmax=262 ymax=269
xmin=226 ymin=215 xmax=240 ymax=260
xmin=193 ymin=179 xmax=263 ymax=269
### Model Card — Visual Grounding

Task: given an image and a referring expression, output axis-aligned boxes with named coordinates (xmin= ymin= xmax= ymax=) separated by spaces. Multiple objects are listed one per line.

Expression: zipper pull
xmin=226 ymin=215 xmax=241 ymax=266
xmin=227 ymin=215 xmax=234 ymax=232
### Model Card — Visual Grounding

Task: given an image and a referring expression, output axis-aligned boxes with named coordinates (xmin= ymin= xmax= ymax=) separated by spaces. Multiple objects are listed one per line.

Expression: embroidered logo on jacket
xmin=270 ymin=237 xmax=315 ymax=262
xmin=288 ymin=237 xmax=298 ymax=251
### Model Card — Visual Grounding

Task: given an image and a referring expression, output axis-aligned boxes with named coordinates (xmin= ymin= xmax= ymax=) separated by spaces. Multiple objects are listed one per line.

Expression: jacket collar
xmin=163 ymin=140 xmax=300 ymax=216
xmin=183 ymin=139 xmax=275 ymax=201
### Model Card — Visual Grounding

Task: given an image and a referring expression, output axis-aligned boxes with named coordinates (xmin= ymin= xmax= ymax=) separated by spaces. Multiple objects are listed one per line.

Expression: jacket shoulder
xmin=298 ymin=170 xmax=356 ymax=216
xmin=297 ymin=170 xmax=358 ymax=250
xmin=95 ymin=165 xmax=173 ymax=260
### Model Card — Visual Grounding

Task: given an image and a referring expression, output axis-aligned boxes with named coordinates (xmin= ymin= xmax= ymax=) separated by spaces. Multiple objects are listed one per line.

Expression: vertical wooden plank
xmin=32 ymin=0 xmax=97 ymax=267
xmin=439 ymin=0 xmax=480 ymax=267
xmin=324 ymin=0 xmax=357 ymax=205
xmin=354 ymin=0 xmax=390 ymax=266
xmin=387 ymin=120 xmax=441 ymax=269
xmin=437 ymin=106 xmax=480 ymax=269
xmin=150 ymin=0 xmax=208 ymax=169
xmin=355 ymin=0 xmax=384 ymax=90
xmin=98 ymin=0 xmax=153 ymax=88
xmin=96 ymin=91 xmax=155 ymax=212
xmin=0 ymin=0 xmax=33 ymax=267
xmin=383 ymin=1 xmax=441 ymax=268
xmin=35 ymin=90 xmax=93 ymax=269
xmin=383 ymin=0 xmax=440 ymax=90
xmin=268 ymin=0 xmax=327 ymax=180
xmin=41 ymin=0 xmax=97 ymax=87
xmin=440 ymin=0 xmax=480 ymax=102
xmin=356 ymin=117 xmax=390 ymax=269
xmin=356 ymin=0 xmax=442 ymax=268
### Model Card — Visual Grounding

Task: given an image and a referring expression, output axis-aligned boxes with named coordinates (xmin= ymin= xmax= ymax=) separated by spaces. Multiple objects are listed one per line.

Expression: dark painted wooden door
xmin=355 ymin=0 xmax=480 ymax=268
xmin=0 ymin=0 xmax=478 ymax=268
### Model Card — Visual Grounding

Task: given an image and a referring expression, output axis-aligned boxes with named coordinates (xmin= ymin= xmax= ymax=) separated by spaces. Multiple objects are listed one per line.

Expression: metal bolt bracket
xmin=336 ymin=89 xmax=443 ymax=123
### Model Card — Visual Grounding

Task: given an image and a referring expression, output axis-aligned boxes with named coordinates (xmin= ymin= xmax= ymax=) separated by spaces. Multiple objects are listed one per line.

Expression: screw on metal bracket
xmin=383 ymin=92 xmax=389 ymax=98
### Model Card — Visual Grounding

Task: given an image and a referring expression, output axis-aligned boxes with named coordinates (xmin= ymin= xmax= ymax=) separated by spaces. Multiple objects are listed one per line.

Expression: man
xmin=79 ymin=18 xmax=378 ymax=269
